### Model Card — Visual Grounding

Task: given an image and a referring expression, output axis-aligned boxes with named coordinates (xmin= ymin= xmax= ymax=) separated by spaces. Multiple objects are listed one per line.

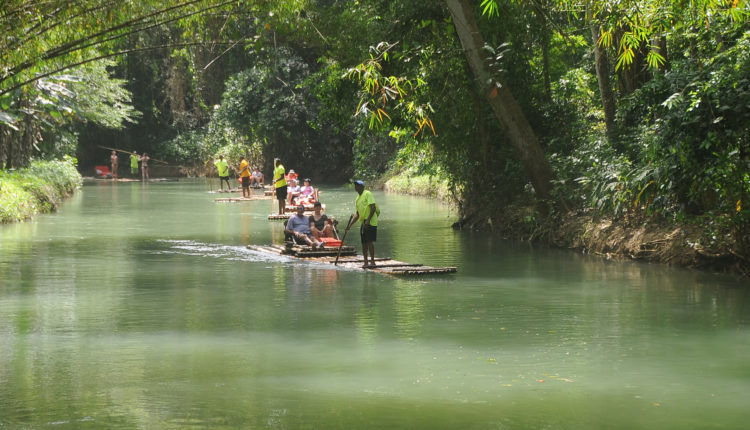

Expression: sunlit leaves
xmin=646 ymin=49 xmax=666 ymax=69
xmin=480 ymin=0 xmax=500 ymax=17
xmin=347 ymin=41 xmax=435 ymax=136
xmin=557 ymin=0 xmax=749 ymax=71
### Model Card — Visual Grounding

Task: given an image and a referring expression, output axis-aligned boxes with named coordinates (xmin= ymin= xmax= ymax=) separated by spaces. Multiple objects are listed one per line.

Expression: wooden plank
xmin=333 ymin=257 xmax=393 ymax=263
xmin=387 ymin=267 xmax=457 ymax=274
xmin=216 ymin=196 xmax=270 ymax=202
xmin=364 ymin=263 xmax=424 ymax=268
xmin=245 ymin=245 xmax=456 ymax=276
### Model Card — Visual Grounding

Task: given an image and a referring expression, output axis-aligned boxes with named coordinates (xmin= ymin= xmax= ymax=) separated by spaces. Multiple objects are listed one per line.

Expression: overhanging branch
xmin=0 ymin=40 xmax=252 ymax=97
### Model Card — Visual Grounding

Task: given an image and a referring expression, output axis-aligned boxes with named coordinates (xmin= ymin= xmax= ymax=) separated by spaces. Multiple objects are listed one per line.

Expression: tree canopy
xmin=1 ymin=0 xmax=749 ymax=255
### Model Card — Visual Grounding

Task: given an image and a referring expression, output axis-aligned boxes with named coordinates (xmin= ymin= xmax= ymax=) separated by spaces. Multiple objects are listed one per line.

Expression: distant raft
xmin=215 ymin=195 xmax=272 ymax=202
xmin=246 ymin=244 xmax=457 ymax=275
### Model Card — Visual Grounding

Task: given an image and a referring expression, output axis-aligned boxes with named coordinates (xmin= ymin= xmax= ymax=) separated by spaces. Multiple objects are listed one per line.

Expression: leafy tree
xmin=0 ymin=0 xmax=238 ymax=168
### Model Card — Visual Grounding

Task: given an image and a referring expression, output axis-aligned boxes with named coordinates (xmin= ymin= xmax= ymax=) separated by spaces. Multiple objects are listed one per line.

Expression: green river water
xmin=1 ymin=178 xmax=749 ymax=429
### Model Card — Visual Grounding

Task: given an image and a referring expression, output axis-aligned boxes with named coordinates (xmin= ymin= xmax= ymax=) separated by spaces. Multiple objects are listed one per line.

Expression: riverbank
xmin=0 ymin=157 xmax=82 ymax=223
xmin=382 ymin=172 xmax=453 ymax=201
xmin=453 ymin=203 xmax=750 ymax=278
xmin=382 ymin=172 xmax=748 ymax=277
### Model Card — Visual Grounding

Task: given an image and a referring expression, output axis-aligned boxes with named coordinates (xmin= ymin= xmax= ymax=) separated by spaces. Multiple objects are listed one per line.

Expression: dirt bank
xmin=453 ymin=207 xmax=750 ymax=278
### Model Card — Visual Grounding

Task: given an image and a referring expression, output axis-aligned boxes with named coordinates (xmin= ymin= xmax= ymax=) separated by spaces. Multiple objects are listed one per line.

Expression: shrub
xmin=0 ymin=156 xmax=82 ymax=223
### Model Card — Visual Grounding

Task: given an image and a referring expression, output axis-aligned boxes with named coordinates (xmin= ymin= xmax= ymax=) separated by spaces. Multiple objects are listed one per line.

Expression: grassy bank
xmin=383 ymin=171 xmax=453 ymax=202
xmin=0 ymin=157 xmax=83 ymax=223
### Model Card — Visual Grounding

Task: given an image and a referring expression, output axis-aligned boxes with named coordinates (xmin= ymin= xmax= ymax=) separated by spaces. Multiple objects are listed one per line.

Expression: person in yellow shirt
xmin=272 ymin=158 xmax=288 ymax=215
xmin=215 ymin=155 xmax=230 ymax=191
xmin=130 ymin=151 xmax=139 ymax=176
xmin=239 ymin=156 xmax=251 ymax=197
xmin=345 ymin=180 xmax=379 ymax=269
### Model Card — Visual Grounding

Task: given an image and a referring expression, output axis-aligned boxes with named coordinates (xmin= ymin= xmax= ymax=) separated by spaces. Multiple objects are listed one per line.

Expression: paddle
xmin=334 ymin=215 xmax=354 ymax=266
xmin=207 ymin=160 xmax=213 ymax=192
xmin=330 ymin=217 xmax=340 ymax=240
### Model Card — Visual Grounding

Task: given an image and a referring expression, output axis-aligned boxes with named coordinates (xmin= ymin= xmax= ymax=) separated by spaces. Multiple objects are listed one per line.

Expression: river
xmin=1 ymin=179 xmax=749 ymax=429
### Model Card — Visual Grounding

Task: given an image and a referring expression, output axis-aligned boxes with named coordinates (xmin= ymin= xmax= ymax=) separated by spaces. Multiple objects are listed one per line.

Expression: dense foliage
xmin=0 ymin=157 xmax=82 ymax=223
xmin=1 ymin=0 xmax=749 ymax=258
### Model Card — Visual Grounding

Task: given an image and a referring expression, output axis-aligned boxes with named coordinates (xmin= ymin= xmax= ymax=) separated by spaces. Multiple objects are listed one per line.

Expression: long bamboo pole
xmin=97 ymin=145 xmax=169 ymax=164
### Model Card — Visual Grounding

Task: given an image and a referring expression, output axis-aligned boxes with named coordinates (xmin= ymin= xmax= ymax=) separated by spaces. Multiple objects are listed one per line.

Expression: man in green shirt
xmin=215 ymin=155 xmax=230 ymax=191
xmin=345 ymin=180 xmax=379 ymax=269
xmin=130 ymin=151 xmax=139 ymax=176
xmin=272 ymin=158 xmax=288 ymax=215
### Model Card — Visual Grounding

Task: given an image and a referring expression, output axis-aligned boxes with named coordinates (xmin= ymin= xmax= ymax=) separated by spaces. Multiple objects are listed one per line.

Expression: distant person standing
xmin=139 ymin=153 xmax=150 ymax=181
xmin=215 ymin=155 xmax=230 ymax=191
xmin=110 ymin=151 xmax=118 ymax=180
xmin=272 ymin=158 xmax=288 ymax=215
xmin=130 ymin=151 xmax=139 ymax=176
xmin=345 ymin=180 xmax=379 ymax=269
xmin=238 ymin=156 xmax=251 ymax=197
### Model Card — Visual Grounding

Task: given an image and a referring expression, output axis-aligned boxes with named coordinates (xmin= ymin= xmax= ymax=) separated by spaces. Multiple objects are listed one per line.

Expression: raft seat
xmin=95 ymin=165 xmax=111 ymax=177
xmin=319 ymin=237 xmax=341 ymax=247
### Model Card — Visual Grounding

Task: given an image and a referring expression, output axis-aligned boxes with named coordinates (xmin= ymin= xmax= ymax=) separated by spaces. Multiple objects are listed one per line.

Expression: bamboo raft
xmin=216 ymin=195 xmax=272 ymax=202
xmin=268 ymin=212 xmax=303 ymax=220
xmin=87 ymin=177 xmax=177 ymax=182
xmin=247 ymin=244 xmax=457 ymax=275
xmin=267 ymin=203 xmax=326 ymax=219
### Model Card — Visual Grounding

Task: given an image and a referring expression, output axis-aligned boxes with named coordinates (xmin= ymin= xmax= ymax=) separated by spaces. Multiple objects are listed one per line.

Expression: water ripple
xmin=155 ymin=239 xmax=361 ymax=272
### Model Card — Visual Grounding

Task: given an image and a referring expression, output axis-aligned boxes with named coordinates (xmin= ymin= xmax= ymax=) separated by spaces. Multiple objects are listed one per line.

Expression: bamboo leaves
xmin=347 ymin=42 xmax=435 ymax=136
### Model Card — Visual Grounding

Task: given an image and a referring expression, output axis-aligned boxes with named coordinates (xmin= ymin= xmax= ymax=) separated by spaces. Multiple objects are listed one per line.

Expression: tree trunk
xmin=472 ymin=89 xmax=489 ymax=170
xmin=587 ymin=5 xmax=617 ymax=140
xmin=445 ymin=0 xmax=553 ymax=200
xmin=533 ymin=5 xmax=552 ymax=101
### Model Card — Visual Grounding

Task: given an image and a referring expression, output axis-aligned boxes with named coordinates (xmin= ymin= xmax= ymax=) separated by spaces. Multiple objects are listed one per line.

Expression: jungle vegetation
xmin=0 ymin=0 xmax=748 ymax=260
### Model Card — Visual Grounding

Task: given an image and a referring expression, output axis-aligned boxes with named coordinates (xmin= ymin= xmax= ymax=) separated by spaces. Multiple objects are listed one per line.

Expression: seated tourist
xmin=250 ymin=166 xmax=264 ymax=188
xmin=285 ymin=205 xmax=324 ymax=248
xmin=285 ymin=169 xmax=298 ymax=183
xmin=309 ymin=201 xmax=335 ymax=239
xmin=297 ymin=178 xmax=317 ymax=206
xmin=287 ymin=179 xmax=301 ymax=205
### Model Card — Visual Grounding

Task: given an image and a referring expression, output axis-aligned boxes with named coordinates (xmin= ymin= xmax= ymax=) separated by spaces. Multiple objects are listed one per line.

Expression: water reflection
xmin=392 ymin=280 xmax=425 ymax=340
xmin=355 ymin=283 xmax=379 ymax=347
xmin=1 ymin=179 xmax=750 ymax=429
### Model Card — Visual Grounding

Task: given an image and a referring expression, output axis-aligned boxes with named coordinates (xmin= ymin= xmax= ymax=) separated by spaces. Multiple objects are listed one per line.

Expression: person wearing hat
xmin=287 ymin=179 xmax=301 ymax=206
xmin=272 ymin=158 xmax=288 ymax=214
xmin=285 ymin=204 xmax=325 ymax=248
xmin=286 ymin=169 xmax=298 ymax=183
xmin=345 ymin=180 xmax=379 ymax=269
xmin=298 ymin=178 xmax=317 ymax=206
xmin=215 ymin=155 xmax=230 ymax=191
